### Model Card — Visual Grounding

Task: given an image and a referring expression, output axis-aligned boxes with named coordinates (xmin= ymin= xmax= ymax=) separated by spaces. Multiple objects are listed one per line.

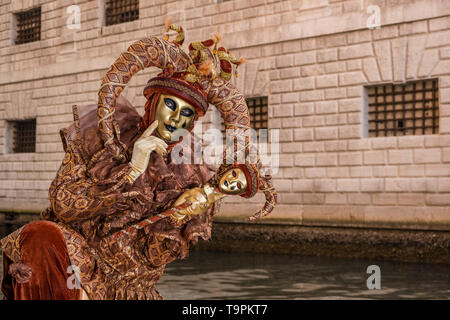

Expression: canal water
xmin=0 ymin=222 xmax=449 ymax=300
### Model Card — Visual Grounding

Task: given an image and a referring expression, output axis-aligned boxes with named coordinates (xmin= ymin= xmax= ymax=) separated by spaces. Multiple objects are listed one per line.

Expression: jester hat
xmin=96 ymin=20 xmax=276 ymax=220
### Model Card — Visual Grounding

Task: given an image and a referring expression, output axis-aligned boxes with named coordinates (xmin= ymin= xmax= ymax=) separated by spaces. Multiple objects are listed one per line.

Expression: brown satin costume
xmin=1 ymin=24 xmax=276 ymax=300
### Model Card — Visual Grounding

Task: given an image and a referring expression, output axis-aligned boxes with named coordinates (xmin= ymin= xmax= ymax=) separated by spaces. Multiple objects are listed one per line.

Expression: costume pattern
xmin=1 ymin=22 xmax=277 ymax=299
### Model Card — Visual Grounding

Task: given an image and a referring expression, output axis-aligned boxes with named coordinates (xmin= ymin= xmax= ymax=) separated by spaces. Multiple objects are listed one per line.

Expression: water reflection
xmin=157 ymin=250 xmax=449 ymax=300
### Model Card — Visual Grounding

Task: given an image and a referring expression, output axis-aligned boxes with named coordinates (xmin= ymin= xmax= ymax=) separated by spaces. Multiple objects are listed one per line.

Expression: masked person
xmin=1 ymin=22 xmax=276 ymax=300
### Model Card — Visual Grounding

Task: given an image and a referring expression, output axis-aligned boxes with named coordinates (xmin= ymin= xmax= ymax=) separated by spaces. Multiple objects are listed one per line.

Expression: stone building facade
xmin=0 ymin=0 xmax=449 ymax=231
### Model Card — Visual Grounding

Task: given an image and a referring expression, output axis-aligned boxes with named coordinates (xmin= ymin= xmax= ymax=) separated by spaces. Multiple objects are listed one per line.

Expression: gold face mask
xmin=154 ymin=94 xmax=196 ymax=142
xmin=218 ymin=167 xmax=248 ymax=195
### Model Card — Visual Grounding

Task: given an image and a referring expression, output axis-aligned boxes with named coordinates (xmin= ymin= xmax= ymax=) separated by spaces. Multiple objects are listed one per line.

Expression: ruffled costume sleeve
xmin=46 ymin=97 xmax=139 ymax=224
xmin=48 ymin=139 xmax=133 ymax=223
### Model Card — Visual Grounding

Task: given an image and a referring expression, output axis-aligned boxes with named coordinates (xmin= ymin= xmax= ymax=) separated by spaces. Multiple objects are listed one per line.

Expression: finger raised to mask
xmin=154 ymin=145 xmax=167 ymax=156
xmin=153 ymin=139 xmax=168 ymax=149
xmin=142 ymin=120 xmax=159 ymax=137
xmin=152 ymin=137 xmax=168 ymax=149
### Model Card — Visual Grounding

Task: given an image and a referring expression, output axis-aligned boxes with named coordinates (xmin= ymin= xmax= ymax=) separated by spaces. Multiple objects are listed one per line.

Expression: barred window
xmin=105 ymin=0 xmax=139 ymax=26
xmin=8 ymin=119 xmax=36 ymax=153
xmin=14 ymin=7 xmax=41 ymax=45
xmin=221 ymin=96 xmax=269 ymax=137
xmin=366 ymin=79 xmax=439 ymax=137
xmin=247 ymin=96 xmax=269 ymax=131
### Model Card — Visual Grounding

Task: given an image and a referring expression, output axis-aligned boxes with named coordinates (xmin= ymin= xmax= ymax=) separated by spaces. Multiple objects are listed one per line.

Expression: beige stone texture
xmin=0 ymin=0 xmax=449 ymax=230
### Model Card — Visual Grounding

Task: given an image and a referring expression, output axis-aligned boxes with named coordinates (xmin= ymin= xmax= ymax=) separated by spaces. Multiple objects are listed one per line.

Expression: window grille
xmin=14 ymin=7 xmax=41 ymax=45
xmin=9 ymin=119 xmax=36 ymax=153
xmin=367 ymin=79 xmax=439 ymax=137
xmin=247 ymin=96 xmax=269 ymax=131
xmin=221 ymin=96 xmax=269 ymax=136
xmin=105 ymin=0 xmax=139 ymax=26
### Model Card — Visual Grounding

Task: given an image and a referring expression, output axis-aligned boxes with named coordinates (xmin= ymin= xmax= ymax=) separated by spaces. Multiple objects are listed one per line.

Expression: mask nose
xmin=169 ymin=107 xmax=181 ymax=123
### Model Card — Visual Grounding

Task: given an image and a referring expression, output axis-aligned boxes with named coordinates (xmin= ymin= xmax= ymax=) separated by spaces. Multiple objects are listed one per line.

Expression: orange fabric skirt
xmin=1 ymin=220 xmax=80 ymax=300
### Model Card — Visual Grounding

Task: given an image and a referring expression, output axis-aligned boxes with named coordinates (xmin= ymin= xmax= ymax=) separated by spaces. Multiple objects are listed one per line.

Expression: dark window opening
xmin=9 ymin=119 xmax=36 ymax=153
xmin=366 ymin=79 xmax=439 ymax=137
xmin=221 ymin=96 xmax=269 ymax=138
xmin=14 ymin=7 xmax=41 ymax=45
xmin=105 ymin=0 xmax=139 ymax=26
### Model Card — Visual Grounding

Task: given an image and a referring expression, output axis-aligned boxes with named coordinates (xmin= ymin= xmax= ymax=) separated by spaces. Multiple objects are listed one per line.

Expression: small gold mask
xmin=218 ymin=167 xmax=247 ymax=195
xmin=154 ymin=94 xmax=196 ymax=142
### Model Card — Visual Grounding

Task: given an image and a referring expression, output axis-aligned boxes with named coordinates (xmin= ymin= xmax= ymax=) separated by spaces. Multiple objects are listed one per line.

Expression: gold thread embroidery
xmin=99 ymin=82 xmax=127 ymax=93
xmin=147 ymin=79 xmax=208 ymax=111
xmin=124 ymin=51 xmax=145 ymax=70
xmin=216 ymin=93 xmax=244 ymax=105
xmin=98 ymin=109 xmax=116 ymax=126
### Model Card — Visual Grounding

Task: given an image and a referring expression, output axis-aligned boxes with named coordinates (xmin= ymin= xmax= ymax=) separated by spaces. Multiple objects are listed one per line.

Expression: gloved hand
xmin=170 ymin=185 xmax=226 ymax=222
xmin=127 ymin=120 xmax=168 ymax=183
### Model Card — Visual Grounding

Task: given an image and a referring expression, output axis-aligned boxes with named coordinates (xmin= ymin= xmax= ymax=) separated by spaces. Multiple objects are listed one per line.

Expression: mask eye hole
xmin=232 ymin=170 xmax=237 ymax=178
xmin=164 ymin=98 xmax=176 ymax=111
xmin=180 ymin=108 xmax=194 ymax=117
xmin=237 ymin=183 xmax=241 ymax=189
